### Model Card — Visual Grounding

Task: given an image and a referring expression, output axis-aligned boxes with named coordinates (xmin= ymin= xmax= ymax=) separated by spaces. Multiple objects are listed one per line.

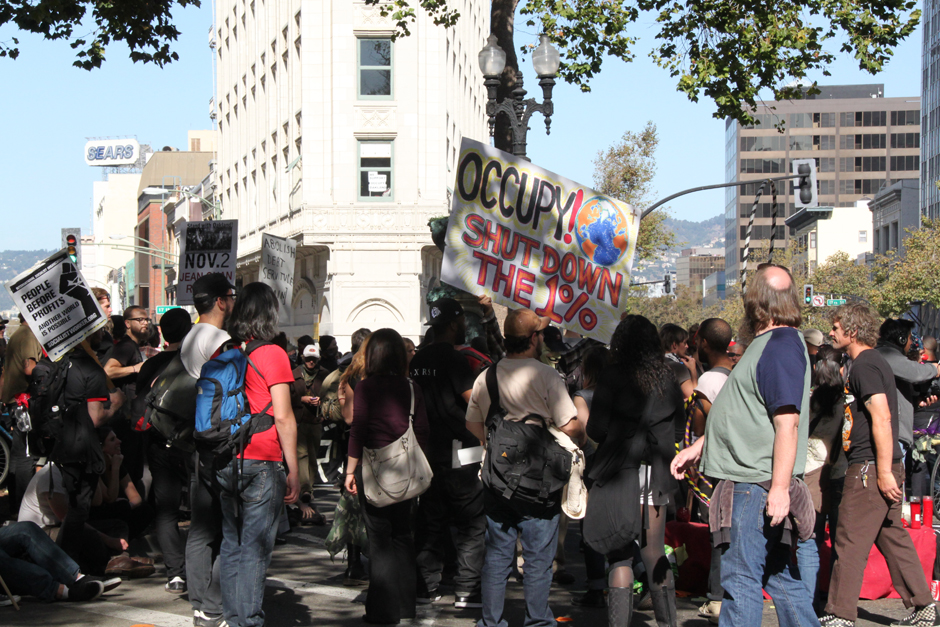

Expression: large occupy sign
xmin=177 ymin=220 xmax=238 ymax=306
xmin=442 ymin=139 xmax=639 ymax=343
xmin=260 ymin=233 xmax=297 ymax=313
xmin=84 ymin=138 xmax=140 ymax=166
xmin=5 ymin=250 xmax=108 ymax=361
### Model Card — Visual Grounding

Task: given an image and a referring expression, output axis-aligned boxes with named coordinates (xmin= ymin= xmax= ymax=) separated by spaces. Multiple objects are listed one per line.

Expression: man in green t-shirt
xmin=672 ymin=264 xmax=816 ymax=627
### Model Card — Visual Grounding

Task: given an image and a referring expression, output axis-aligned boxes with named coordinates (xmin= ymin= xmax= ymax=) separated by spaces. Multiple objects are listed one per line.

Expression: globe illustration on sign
xmin=574 ymin=196 xmax=630 ymax=267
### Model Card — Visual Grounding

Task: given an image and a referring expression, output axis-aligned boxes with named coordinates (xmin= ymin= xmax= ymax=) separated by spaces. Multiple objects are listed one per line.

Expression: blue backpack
xmin=194 ymin=340 xmax=275 ymax=462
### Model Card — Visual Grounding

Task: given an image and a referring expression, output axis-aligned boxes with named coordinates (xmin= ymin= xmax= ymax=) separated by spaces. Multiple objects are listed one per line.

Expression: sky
xmin=0 ymin=4 xmax=925 ymax=251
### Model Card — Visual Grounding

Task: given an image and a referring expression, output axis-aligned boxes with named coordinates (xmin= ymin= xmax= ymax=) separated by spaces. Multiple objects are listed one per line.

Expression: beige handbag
xmin=361 ymin=381 xmax=433 ymax=507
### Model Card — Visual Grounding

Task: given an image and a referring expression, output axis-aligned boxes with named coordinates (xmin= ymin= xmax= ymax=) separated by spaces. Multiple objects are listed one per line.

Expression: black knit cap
xmin=159 ymin=308 xmax=193 ymax=343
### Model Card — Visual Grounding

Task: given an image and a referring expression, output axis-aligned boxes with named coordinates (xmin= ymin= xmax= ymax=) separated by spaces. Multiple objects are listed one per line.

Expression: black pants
xmin=357 ymin=467 xmax=417 ymax=623
xmin=149 ymin=442 xmax=192 ymax=579
xmin=57 ymin=463 xmax=110 ymax=575
xmin=186 ymin=450 xmax=224 ymax=618
xmin=10 ymin=428 xmax=38 ymax=514
xmin=415 ymin=464 xmax=486 ymax=596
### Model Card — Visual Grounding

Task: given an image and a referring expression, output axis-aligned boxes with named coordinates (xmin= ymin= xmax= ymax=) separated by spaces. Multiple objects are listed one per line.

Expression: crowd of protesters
xmin=0 ymin=264 xmax=939 ymax=627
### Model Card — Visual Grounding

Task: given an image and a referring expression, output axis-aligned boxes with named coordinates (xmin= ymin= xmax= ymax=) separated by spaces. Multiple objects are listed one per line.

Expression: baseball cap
xmin=192 ymin=273 xmax=236 ymax=303
xmin=303 ymin=344 xmax=321 ymax=360
xmin=159 ymin=308 xmax=193 ymax=343
xmin=504 ymin=309 xmax=550 ymax=338
xmin=801 ymin=328 xmax=825 ymax=347
xmin=427 ymin=298 xmax=464 ymax=326
xmin=542 ymin=326 xmax=567 ymax=353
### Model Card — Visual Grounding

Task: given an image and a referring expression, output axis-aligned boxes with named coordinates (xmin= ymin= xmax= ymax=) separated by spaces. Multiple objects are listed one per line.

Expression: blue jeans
xmin=720 ymin=483 xmax=818 ymax=627
xmin=217 ymin=459 xmax=286 ymax=627
xmin=478 ymin=513 xmax=559 ymax=627
xmin=0 ymin=521 xmax=80 ymax=601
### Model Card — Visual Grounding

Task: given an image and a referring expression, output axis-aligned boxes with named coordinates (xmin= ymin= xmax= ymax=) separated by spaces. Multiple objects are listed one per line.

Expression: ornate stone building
xmin=214 ymin=0 xmax=489 ymax=345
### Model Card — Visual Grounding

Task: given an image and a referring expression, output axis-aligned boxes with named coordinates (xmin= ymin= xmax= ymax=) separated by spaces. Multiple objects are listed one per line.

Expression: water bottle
xmin=14 ymin=404 xmax=31 ymax=433
xmin=911 ymin=496 xmax=922 ymax=529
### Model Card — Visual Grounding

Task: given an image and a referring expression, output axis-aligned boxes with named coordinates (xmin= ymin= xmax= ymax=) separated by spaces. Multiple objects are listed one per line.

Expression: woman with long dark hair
xmin=218 ymin=282 xmax=299 ymax=627
xmin=344 ymin=328 xmax=430 ymax=624
xmin=798 ymin=344 xmax=846 ymax=607
xmin=584 ymin=315 xmax=683 ymax=627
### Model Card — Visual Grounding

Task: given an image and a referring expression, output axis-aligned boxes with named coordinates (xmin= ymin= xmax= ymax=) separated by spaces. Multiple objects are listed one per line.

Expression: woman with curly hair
xmin=583 ymin=315 xmax=684 ymax=627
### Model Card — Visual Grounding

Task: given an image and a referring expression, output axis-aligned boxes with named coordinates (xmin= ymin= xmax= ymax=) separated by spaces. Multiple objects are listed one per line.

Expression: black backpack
xmin=481 ymin=365 xmax=572 ymax=512
xmin=142 ymin=353 xmax=199 ymax=452
xmin=25 ymin=356 xmax=71 ymax=455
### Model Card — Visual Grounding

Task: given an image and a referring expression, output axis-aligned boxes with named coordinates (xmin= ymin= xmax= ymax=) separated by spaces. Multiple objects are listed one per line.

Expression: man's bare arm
xmin=866 ymin=393 xmax=902 ymax=502
xmin=768 ymin=407 xmax=800 ymax=526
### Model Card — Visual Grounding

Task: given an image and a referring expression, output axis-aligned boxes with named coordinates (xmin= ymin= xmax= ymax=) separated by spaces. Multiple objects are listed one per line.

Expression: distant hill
xmin=0 ymin=250 xmax=56 ymax=312
xmin=633 ymin=213 xmax=725 ymax=281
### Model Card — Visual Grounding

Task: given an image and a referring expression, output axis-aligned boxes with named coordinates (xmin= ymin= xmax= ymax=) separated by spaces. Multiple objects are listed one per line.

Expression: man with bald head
xmin=673 ymin=265 xmax=817 ymax=626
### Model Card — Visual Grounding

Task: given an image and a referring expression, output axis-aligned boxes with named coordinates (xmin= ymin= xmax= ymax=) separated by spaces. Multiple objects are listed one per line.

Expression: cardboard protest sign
xmin=441 ymin=139 xmax=639 ymax=343
xmin=260 ymin=233 xmax=297 ymax=312
xmin=5 ymin=249 xmax=108 ymax=361
xmin=177 ymin=220 xmax=238 ymax=306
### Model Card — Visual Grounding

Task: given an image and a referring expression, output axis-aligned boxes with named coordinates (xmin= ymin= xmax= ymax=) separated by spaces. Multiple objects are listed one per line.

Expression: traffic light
xmin=792 ymin=158 xmax=818 ymax=209
xmin=664 ymin=274 xmax=671 ymax=294
xmin=61 ymin=228 xmax=81 ymax=266
xmin=803 ymin=284 xmax=814 ymax=305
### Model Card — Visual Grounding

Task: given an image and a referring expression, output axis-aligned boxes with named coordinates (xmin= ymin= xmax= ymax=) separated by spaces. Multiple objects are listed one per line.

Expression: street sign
xmin=812 ymin=295 xmax=825 ymax=307
xmin=156 ymin=305 xmax=181 ymax=315
xmin=827 ymin=299 xmax=847 ymax=306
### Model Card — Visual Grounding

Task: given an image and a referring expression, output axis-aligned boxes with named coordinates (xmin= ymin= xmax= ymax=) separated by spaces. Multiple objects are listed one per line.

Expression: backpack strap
xmin=484 ymin=363 xmax=503 ymax=429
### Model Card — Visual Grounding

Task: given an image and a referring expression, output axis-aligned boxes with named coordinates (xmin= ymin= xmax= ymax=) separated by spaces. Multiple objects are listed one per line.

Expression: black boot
xmin=649 ymin=583 xmax=678 ymax=627
xmin=607 ymin=587 xmax=633 ymax=627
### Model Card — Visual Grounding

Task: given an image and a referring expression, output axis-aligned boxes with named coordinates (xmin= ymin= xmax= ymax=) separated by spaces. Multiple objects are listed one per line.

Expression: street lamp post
xmin=478 ymin=33 xmax=561 ymax=161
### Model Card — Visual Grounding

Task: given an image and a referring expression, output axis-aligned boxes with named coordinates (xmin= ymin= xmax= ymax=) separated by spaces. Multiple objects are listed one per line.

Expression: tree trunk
xmin=491 ymin=0 xmax=520 ymax=154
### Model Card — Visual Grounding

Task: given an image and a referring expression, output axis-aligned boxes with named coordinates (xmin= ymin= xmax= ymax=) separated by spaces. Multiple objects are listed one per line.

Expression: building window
xmin=809 ymin=231 xmax=816 ymax=249
xmin=358 ymin=38 xmax=392 ymax=99
xmin=358 ymin=141 xmax=393 ymax=200
xmin=859 ymin=230 xmax=868 ymax=243
xmin=891 ymin=110 xmax=920 ymax=126
xmin=890 ymin=155 xmax=920 ymax=171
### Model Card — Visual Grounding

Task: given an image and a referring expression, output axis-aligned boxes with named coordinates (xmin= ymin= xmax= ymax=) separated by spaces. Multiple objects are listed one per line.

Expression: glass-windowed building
xmin=923 ymin=0 xmax=940 ymax=220
xmin=213 ymin=0 xmax=489 ymax=344
xmin=724 ymin=85 xmax=920 ymax=282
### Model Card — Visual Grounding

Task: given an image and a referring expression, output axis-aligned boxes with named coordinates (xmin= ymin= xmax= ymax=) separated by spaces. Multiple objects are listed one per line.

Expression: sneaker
xmin=890 ymin=604 xmax=937 ymax=627
xmin=698 ymin=600 xmax=721 ymax=624
xmin=454 ymin=593 xmax=483 ymax=608
xmin=194 ymin=610 xmax=226 ymax=627
xmin=68 ymin=577 xmax=104 ymax=602
xmin=166 ymin=576 xmax=187 ymax=594
xmin=0 ymin=595 xmax=21 ymax=607
xmin=83 ymin=575 xmax=122 ymax=594
xmin=416 ymin=590 xmax=442 ymax=604
xmin=572 ymin=589 xmax=606 ymax=608
xmin=818 ymin=613 xmax=855 ymax=627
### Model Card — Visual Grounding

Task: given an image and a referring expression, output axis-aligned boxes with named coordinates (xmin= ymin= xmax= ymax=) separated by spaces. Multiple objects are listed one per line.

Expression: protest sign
xmin=177 ymin=220 xmax=238 ymax=305
xmin=441 ymin=139 xmax=639 ymax=343
xmin=5 ymin=249 xmax=108 ymax=361
xmin=260 ymin=233 xmax=297 ymax=312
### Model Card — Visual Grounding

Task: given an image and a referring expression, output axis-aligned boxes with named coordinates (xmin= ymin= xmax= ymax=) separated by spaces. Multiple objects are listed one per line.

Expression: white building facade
xmin=214 ymin=0 xmax=490 ymax=346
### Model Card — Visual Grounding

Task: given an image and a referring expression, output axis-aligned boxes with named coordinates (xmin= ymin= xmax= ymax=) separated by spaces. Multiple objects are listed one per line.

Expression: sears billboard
xmin=84 ymin=139 xmax=140 ymax=166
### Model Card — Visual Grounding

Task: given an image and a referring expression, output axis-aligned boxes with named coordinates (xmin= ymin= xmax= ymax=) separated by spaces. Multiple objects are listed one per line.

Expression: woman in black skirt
xmin=583 ymin=315 xmax=684 ymax=627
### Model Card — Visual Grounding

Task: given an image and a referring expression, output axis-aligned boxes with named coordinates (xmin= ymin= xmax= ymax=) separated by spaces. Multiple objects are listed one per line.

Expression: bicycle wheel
xmin=931 ymin=449 xmax=940 ymax=524
xmin=0 ymin=434 xmax=10 ymax=488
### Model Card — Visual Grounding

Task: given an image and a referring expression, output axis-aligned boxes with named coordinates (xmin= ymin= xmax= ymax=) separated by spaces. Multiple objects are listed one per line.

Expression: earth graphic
xmin=574 ymin=197 xmax=630 ymax=267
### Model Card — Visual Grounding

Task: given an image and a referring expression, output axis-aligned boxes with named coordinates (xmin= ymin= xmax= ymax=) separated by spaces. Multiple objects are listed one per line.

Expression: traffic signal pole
xmin=640 ymin=172 xmax=807 ymax=220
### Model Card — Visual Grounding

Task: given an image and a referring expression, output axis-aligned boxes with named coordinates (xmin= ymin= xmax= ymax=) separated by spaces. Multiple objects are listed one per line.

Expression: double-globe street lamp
xmin=478 ymin=33 xmax=561 ymax=160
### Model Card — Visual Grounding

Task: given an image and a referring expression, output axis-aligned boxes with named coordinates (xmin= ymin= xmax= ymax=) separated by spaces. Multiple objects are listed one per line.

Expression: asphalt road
xmin=0 ymin=485 xmax=922 ymax=627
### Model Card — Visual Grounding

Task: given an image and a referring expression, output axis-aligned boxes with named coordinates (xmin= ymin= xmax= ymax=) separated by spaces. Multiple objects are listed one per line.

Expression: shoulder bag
xmin=361 ymin=380 xmax=433 ymax=507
